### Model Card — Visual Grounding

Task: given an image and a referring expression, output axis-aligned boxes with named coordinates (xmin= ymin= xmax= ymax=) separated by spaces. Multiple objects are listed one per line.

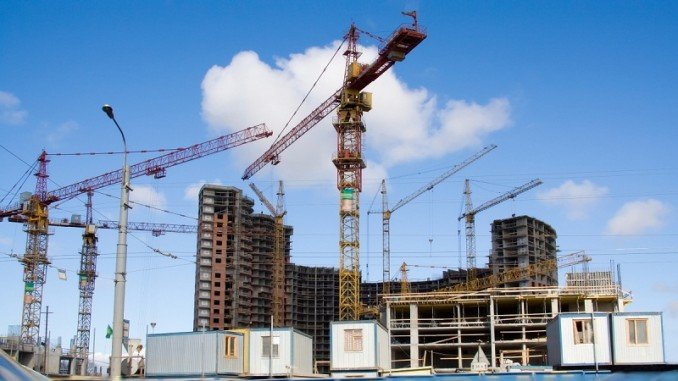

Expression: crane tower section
xmin=19 ymin=151 xmax=51 ymax=344
xmin=335 ymin=25 xmax=368 ymax=321
xmin=74 ymin=192 xmax=97 ymax=375
xmin=335 ymin=17 xmax=426 ymax=320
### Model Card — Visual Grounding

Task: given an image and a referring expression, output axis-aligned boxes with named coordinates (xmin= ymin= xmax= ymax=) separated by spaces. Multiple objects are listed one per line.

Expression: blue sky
xmin=1 ymin=1 xmax=677 ymax=364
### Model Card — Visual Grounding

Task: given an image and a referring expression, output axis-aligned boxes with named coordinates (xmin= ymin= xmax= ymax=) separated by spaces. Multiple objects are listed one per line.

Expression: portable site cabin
xmin=610 ymin=312 xmax=665 ymax=365
xmin=145 ymin=331 xmax=244 ymax=377
xmin=243 ymin=327 xmax=314 ymax=377
xmin=330 ymin=320 xmax=391 ymax=378
xmin=546 ymin=312 xmax=612 ymax=367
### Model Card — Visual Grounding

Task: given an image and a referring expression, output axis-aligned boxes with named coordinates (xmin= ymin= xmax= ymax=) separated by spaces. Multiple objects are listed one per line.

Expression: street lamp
xmin=102 ymin=104 xmax=131 ymax=380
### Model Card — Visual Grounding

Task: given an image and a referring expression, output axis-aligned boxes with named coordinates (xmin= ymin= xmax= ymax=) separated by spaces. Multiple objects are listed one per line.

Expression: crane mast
xmin=249 ymin=181 xmax=286 ymax=327
xmin=18 ymin=152 xmax=50 ymax=344
xmin=459 ymin=178 xmax=543 ymax=280
xmin=242 ymin=15 xmax=426 ymax=320
xmin=3 ymin=123 xmax=271 ymax=344
xmin=74 ymin=191 xmax=97 ymax=375
xmin=379 ymin=145 xmax=497 ymax=296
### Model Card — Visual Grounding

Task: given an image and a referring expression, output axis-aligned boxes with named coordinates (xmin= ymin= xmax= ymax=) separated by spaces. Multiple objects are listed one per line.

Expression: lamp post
xmin=102 ymin=104 xmax=131 ymax=380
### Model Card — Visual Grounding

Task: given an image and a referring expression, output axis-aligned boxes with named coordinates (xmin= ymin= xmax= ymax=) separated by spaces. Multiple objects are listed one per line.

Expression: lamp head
xmin=102 ymin=104 xmax=115 ymax=119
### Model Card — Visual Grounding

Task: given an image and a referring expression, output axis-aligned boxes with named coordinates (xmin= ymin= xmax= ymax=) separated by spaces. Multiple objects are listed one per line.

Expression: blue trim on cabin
xmin=247 ymin=326 xmax=313 ymax=339
xmin=147 ymin=330 xmax=242 ymax=338
xmin=611 ymin=311 xmax=662 ymax=317
xmin=291 ymin=328 xmax=295 ymax=370
xmin=374 ymin=322 xmax=378 ymax=366
xmin=660 ymin=312 xmax=666 ymax=362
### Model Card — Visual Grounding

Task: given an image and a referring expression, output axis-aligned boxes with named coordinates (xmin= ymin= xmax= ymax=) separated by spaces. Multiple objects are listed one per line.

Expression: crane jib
xmin=241 ymin=25 xmax=427 ymax=180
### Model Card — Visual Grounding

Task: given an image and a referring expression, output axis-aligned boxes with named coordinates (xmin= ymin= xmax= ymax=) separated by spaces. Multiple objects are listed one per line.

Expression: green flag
xmin=106 ymin=325 xmax=113 ymax=339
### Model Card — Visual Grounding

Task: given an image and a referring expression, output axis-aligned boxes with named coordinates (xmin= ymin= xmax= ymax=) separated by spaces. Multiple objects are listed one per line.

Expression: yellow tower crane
xmin=242 ymin=14 xmax=427 ymax=320
xmin=249 ymin=181 xmax=287 ymax=327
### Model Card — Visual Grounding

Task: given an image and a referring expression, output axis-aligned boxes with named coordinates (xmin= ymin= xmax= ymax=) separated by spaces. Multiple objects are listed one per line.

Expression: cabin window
xmin=627 ymin=318 xmax=648 ymax=345
xmin=344 ymin=329 xmax=363 ymax=352
xmin=573 ymin=319 xmax=593 ymax=344
xmin=262 ymin=335 xmax=280 ymax=357
xmin=225 ymin=336 xmax=237 ymax=358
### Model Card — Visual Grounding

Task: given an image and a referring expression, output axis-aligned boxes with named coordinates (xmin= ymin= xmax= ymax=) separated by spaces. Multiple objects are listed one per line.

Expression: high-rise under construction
xmin=489 ymin=215 xmax=558 ymax=287
xmin=193 ymin=184 xmax=293 ymax=331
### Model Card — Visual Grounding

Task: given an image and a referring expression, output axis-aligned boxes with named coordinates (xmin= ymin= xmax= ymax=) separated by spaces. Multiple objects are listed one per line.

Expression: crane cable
xmin=272 ymin=35 xmax=348 ymax=145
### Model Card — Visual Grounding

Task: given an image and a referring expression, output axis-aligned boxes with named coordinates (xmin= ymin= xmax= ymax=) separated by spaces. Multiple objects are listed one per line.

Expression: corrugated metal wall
xmin=292 ymin=330 xmax=314 ymax=375
xmin=146 ymin=331 xmax=243 ymax=376
xmin=546 ymin=319 xmax=562 ymax=366
xmin=331 ymin=321 xmax=377 ymax=370
xmin=611 ymin=313 xmax=664 ymax=364
xmin=376 ymin=323 xmax=391 ymax=370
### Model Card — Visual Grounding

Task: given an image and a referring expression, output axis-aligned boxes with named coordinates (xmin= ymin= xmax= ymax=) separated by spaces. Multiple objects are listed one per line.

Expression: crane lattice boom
xmin=459 ymin=178 xmax=543 ymax=221
xmin=391 ymin=145 xmax=497 ymax=212
xmin=379 ymin=144 xmax=497 ymax=295
xmin=0 ymin=124 xmax=271 ymax=218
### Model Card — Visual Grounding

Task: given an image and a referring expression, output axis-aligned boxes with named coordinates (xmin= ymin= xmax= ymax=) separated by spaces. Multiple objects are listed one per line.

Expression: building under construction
xmin=384 ymin=276 xmax=629 ymax=370
xmin=191 ymin=184 xmax=617 ymax=371
xmin=489 ymin=215 xmax=558 ymax=287
xmin=193 ymin=185 xmax=293 ymax=331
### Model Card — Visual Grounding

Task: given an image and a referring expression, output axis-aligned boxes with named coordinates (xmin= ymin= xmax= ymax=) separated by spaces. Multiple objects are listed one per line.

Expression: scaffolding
xmin=384 ymin=283 xmax=631 ymax=371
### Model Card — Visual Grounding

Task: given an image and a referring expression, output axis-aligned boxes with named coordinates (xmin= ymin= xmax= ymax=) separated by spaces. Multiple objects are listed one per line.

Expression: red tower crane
xmin=243 ymin=13 xmax=426 ymax=321
xmin=0 ymin=123 xmax=271 ymax=344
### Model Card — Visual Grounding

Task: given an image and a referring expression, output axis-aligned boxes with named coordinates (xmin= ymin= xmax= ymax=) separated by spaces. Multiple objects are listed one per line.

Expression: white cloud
xmin=653 ymin=281 xmax=677 ymax=293
xmin=668 ymin=301 xmax=678 ymax=318
xmin=184 ymin=179 xmax=222 ymax=200
xmin=538 ymin=180 xmax=609 ymax=220
xmin=606 ymin=199 xmax=669 ymax=235
xmin=0 ymin=90 xmax=28 ymax=125
xmin=47 ymin=120 xmax=79 ymax=145
xmin=0 ymin=236 xmax=12 ymax=247
xmin=130 ymin=185 xmax=167 ymax=211
xmin=201 ymin=41 xmax=511 ymax=189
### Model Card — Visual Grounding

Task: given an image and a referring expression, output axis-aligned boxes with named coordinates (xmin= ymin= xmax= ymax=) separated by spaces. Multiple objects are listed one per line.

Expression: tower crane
xmin=460 ymin=178 xmax=543 ymax=281
xmin=249 ymin=181 xmax=287 ymax=327
xmin=242 ymin=14 xmax=426 ymax=321
xmin=379 ymin=145 xmax=497 ymax=295
xmin=0 ymin=123 xmax=271 ymax=344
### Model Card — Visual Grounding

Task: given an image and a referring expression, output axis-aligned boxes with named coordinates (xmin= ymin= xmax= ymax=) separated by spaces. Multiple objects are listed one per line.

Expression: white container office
xmin=245 ymin=327 xmax=313 ymax=377
xmin=546 ymin=312 xmax=612 ymax=367
xmin=146 ymin=331 xmax=243 ymax=377
xmin=330 ymin=320 xmax=391 ymax=377
xmin=610 ymin=312 xmax=665 ymax=365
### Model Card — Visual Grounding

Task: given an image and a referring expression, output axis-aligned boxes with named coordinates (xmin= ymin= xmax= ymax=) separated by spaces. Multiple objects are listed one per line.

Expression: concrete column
xmin=550 ymin=298 xmax=559 ymax=317
xmin=386 ymin=301 xmax=392 ymax=368
xmin=520 ymin=300 xmax=526 ymax=365
xmin=489 ymin=296 xmax=496 ymax=369
xmin=409 ymin=303 xmax=419 ymax=368
xmin=584 ymin=299 xmax=593 ymax=313
xmin=457 ymin=304 xmax=462 ymax=369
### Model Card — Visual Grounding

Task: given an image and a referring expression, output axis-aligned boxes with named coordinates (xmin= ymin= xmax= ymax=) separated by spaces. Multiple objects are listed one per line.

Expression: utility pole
xmin=42 ymin=306 xmax=53 ymax=374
